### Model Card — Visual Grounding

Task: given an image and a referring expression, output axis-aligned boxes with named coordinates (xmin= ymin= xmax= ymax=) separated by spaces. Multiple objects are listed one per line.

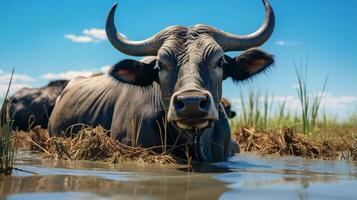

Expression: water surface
xmin=1 ymin=152 xmax=356 ymax=200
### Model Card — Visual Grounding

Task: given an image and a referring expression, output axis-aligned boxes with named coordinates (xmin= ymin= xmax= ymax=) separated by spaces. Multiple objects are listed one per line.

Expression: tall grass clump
xmin=295 ymin=60 xmax=328 ymax=135
xmin=0 ymin=69 xmax=15 ymax=175
xmin=233 ymin=88 xmax=295 ymax=131
xmin=239 ymin=89 xmax=262 ymax=129
xmin=231 ymin=59 xmax=329 ymax=134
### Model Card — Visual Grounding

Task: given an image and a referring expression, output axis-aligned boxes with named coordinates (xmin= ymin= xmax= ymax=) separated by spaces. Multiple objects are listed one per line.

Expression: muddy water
xmin=1 ymin=152 xmax=357 ymax=200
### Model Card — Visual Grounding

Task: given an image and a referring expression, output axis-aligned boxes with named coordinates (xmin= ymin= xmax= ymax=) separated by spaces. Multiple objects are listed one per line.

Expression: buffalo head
xmin=106 ymin=0 xmax=274 ymax=131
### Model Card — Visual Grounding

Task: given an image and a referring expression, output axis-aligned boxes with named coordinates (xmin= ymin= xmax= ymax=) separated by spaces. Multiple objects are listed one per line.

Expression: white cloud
xmin=230 ymin=93 xmax=357 ymax=116
xmin=64 ymin=34 xmax=95 ymax=43
xmin=100 ymin=65 xmax=112 ymax=74
xmin=0 ymin=71 xmax=36 ymax=83
xmin=266 ymin=93 xmax=357 ymax=110
xmin=317 ymin=92 xmax=357 ymax=108
xmin=0 ymin=83 xmax=33 ymax=96
xmin=0 ymin=70 xmax=37 ymax=96
xmin=40 ymin=70 xmax=95 ymax=80
xmin=83 ymin=28 xmax=106 ymax=40
xmin=292 ymin=83 xmax=300 ymax=89
xmin=0 ymin=65 xmax=113 ymax=96
xmin=65 ymin=28 xmax=107 ymax=43
xmin=275 ymin=40 xmax=302 ymax=46
xmin=275 ymin=40 xmax=288 ymax=46
xmin=272 ymin=95 xmax=301 ymax=109
xmin=39 ymin=65 xmax=112 ymax=81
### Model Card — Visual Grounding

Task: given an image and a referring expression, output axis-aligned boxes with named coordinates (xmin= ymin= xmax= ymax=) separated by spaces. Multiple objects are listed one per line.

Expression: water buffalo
xmin=1 ymin=80 xmax=69 ymax=131
xmin=49 ymin=0 xmax=274 ymax=161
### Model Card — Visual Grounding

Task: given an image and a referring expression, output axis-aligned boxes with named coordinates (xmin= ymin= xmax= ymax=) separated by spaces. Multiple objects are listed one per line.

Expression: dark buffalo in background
xmin=221 ymin=97 xmax=236 ymax=119
xmin=49 ymin=0 xmax=275 ymax=162
xmin=221 ymin=97 xmax=240 ymax=154
xmin=1 ymin=80 xmax=69 ymax=131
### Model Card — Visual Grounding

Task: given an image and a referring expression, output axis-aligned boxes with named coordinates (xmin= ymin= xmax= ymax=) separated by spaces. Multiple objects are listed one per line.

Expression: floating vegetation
xmin=14 ymin=126 xmax=175 ymax=165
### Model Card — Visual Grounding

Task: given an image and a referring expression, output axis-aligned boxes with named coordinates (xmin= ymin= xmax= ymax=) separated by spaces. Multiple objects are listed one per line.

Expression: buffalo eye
xmin=155 ymin=61 xmax=169 ymax=71
xmin=215 ymin=57 xmax=227 ymax=69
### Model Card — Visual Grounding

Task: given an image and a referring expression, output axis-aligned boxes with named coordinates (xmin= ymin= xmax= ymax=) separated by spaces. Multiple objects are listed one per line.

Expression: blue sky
xmin=1 ymin=0 xmax=357 ymax=118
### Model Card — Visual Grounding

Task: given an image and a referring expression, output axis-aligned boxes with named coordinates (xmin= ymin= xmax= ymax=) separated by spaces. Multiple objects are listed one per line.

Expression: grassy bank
xmin=230 ymin=64 xmax=357 ymax=160
xmin=230 ymin=99 xmax=357 ymax=160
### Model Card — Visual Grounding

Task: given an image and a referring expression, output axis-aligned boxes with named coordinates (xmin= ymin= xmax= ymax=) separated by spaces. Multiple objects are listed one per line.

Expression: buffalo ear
xmin=223 ymin=48 xmax=274 ymax=81
xmin=109 ymin=58 xmax=157 ymax=86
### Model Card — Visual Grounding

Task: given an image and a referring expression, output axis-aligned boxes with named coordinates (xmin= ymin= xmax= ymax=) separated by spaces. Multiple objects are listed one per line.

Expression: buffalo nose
xmin=173 ymin=93 xmax=210 ymax=118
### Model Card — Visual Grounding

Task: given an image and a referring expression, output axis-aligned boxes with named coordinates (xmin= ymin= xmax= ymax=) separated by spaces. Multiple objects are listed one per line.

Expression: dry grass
xmin=352 ymin=138 xmax=357 ymax=160
xmin=232 ymin=128 xmax=355 ymax=160
xmin=342 ymin=136 xmax=357 ymax=161
xmin=13 ymin=125 xmax=357 ymax=163
xmin=14 ymin=126 xmax=175 ymax=165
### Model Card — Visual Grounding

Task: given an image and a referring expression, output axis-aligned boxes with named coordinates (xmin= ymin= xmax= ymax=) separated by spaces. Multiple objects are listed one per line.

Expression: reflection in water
xmin=178 ymin=162 xmax=232 ymax=173
xmin=1 ymin=153 xmax=357 ymax=200
xmin=215 ymin=155 xmax=357 ymax=200
xmin=0 ymin=171 xmax=228 ymax=200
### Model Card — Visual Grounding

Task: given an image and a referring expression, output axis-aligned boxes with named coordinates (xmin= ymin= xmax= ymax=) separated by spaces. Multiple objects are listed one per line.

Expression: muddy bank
xmin=232 ymin=128 xmax=357 ymax=160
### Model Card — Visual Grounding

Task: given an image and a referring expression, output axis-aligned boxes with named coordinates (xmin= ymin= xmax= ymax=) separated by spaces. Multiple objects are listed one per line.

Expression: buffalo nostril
xmin=199 ymin=94 xmax=209 ymax=110
xmin=174 ymin=97 xmax=185 ymax=110
xmin=199 ymin=98 xmax=208 ymax=109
